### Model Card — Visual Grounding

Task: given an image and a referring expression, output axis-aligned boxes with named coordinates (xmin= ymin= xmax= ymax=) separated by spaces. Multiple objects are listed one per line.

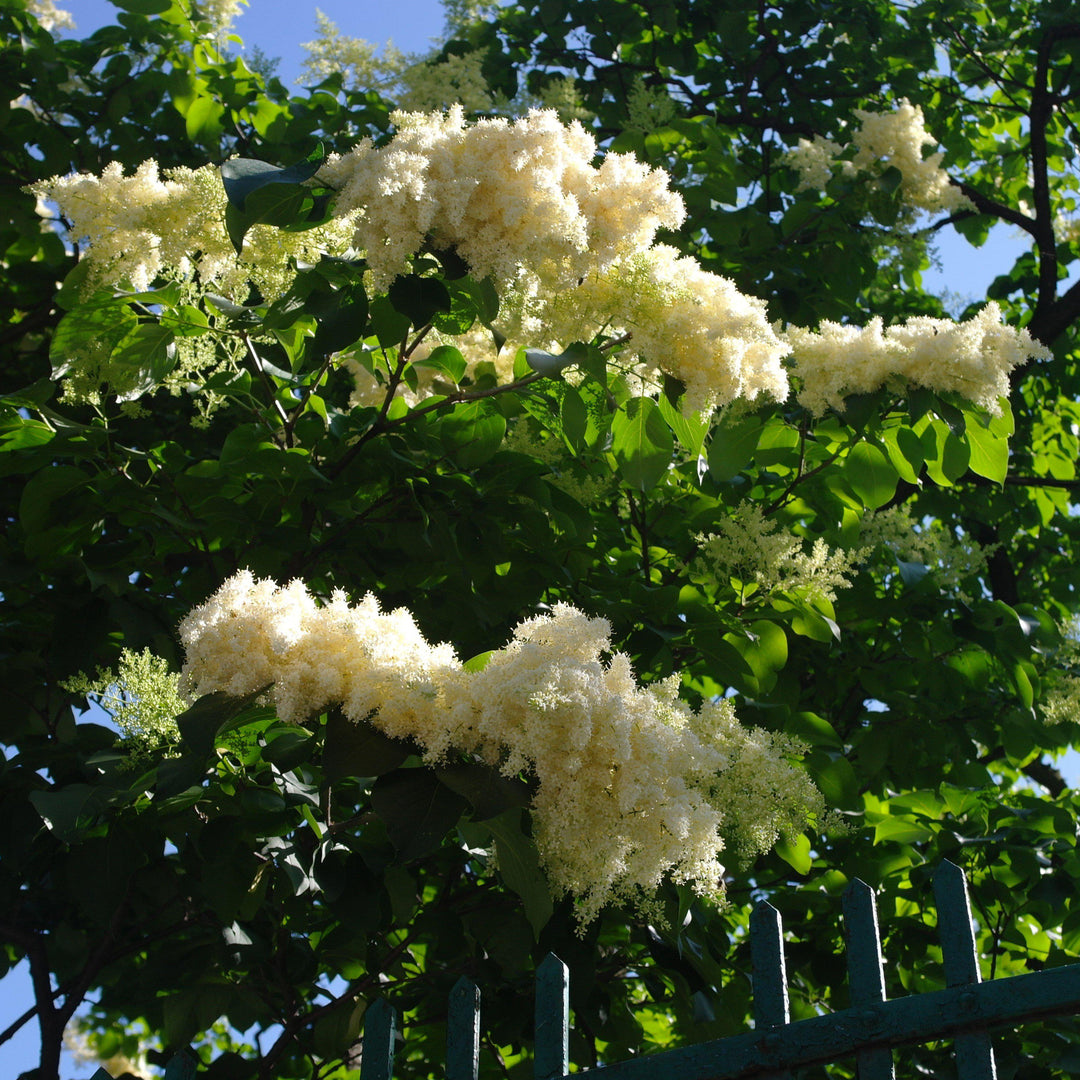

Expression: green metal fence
xmin=94 ymin=861 xmax=1080 ymax=1079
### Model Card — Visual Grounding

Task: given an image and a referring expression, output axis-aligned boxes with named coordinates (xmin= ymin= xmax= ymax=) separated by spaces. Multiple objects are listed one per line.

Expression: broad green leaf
xmin=435 ymin=762 xmax=532 ymax=820
xmin=845 ymin=441 xmax=898 ymax=509
xmin=413 ymin=344 xmax=467 ymax=384
xmin=177 ymin=689 xmax=268 ymax=758
xmin=439 ymin=400 xmax=506 ymax=467
xmin=524 ymin=341 xmax=589 ymax=377
xmin=657 ymin=391 xmax=708 ymax=457
xmin=370 ymin=768 xmax=468 ymax=862
xmin=110 ymin=323 xmax=177 ymax=399
xmin=774 ymin=833 xmax=812 ymax=875
xmin=965 ymin=420 xmax=1009 ymax=483
xmin=611 ymin=397 xmax=673 ymax=491
xmin=323 ymin=709 xmax=412 ymax=781
xmin=112 ymin=0 xmax=171 ymax=12
xmin=484 ymin=809 xmax=553 ymax=938
xmin=388 ymin=274 xmax=451 ymax=327
xmin=29 ymin=784 xmax=104 ymax=841
xmin=220 ymin=154 xmax=324 ymax=210
xmin=19 ymin=465 xmax=89 ymax=534
xmin=560 ymin=385 xmax=588 ymax=451
xmin=707 ymin=412 xmax=763 ymax=480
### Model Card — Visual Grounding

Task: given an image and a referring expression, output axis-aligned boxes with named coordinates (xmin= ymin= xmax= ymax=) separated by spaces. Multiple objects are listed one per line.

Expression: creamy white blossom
xmin=858 ymin=506 xmax=994 ymax=603
xmin=33 ymin=160 xmax=355 ymax=298
xmin=26 ymin=0 xmax=74 ymax=32
xmin=179 ymin=571 xmax=824 ymax=924
xmin=786 ymin=302 xmax=1051 ymax=415
xmin=319 ymin=104 xmax=685 ymax=290
xmin=694 ymin=504 xmax=864 ymax=604
xmin=784 ymin=99 xmax=971 ymax=214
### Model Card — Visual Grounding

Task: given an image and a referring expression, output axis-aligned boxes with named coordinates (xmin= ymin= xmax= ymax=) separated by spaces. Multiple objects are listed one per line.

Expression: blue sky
xmin=5 ymin=2 xmax=1077 ymax=1076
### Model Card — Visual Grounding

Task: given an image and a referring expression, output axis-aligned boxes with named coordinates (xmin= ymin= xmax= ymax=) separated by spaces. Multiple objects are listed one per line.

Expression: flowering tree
xmin=4 ymin=0 xmax=1080 ymax=1078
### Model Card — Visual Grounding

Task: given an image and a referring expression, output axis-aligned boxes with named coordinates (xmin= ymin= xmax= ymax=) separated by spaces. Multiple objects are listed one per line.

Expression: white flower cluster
xmin=318 ymin=106 xmax=791 ymax=412
xmin=63 ymin=648 xmax=185 ymax=757
xmin=36 ymin=108 xmax=1049 ymax=418
xmin=179 ymin=571 xmax=824 ymax=924
xmin=187 ymin=0 xmax=245 ymax=33
xmin=784 ymin=99 xmax=971 ymax=214
xmin=1036 ymin=622 xmax=1080 ymax=727
xmin=693 ymin=504 xmax=864 ymax=604
xmin=26 ymin=0 xmax=74 ymax=32
xmin=32 ymin=160 xmax=355 ymax=299
xmin=320 ymin=105 xmax=685 ymax=290
xmin=858 ymin=506 xmax=994 ymax=603
xmin=786 ymin=302 xmax=1052 ymax=415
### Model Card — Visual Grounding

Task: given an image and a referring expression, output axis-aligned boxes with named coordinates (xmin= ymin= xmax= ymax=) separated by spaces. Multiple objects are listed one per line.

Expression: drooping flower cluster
xmin=786 ymin=302 xmax=1052 ymax=415
xmin=784 ymin=99 xmax=971 ymax=214
xmin=179 ymin=571 xmax=824 ymax=924
xmin=693 ymin=504 xmax=865 ymax=605
xmin=32 ymin=160 xmax=355 ymax=299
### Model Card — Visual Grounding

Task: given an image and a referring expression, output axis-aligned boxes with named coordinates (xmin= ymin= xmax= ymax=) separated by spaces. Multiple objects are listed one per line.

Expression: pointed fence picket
xmin=92 ymin=861 xmax=1080 ymax=1079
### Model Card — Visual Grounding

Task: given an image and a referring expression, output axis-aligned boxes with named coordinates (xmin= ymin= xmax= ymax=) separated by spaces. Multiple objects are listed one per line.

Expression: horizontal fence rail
xmin=354 ymin=861 xmax=1080 ymax=1080
xmin=91 ymin=861 xmax=1080 ymax=1079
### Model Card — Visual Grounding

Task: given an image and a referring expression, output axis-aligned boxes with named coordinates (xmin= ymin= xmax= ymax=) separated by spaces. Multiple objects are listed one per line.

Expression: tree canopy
xmin=3 ymin=0 xmax=1080 ymax=1077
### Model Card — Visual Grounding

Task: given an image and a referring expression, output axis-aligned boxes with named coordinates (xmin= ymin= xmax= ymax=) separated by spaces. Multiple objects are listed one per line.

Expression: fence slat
xmin=448 ymin=976 xmax=480 ymax=1080
xmin=535 ymin=953 xmax=569 ymax=1080
xmin=362 ymin=997 xmax=398 ymax=1080
xmin=751 ymin=901 xmax=793 ymax=1080
xmin=163 ymin=1048 xmax=199 ymax=1080
xmin=843 ymin=878 xmax=895 ymax=1080
xmin=933 ymin=861 xmax=998 ymax=1080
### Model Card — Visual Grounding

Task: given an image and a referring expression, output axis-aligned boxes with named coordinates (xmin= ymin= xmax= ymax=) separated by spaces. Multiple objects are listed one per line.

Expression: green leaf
xmin=657 ymin=391 xmax=708 ymax=457
xmin=370 ymin=768 xmax=468 ymax=862
xmin=845 ymin=441 xmax=898 ymax=509
xmin=439 ymin=400 xmax=506 ymax=467
xmin=611 ymin=397 xmax=673 ymax=491
xmin=388 ymin=274 xmax=452 ymax=327
xmin=262 ymin=729 xmax=315 ymax=771
xmin=220 ymin=154 xmax=324 ymax=210
xmin=19 ymin=465 xmax=88 ymax=534
xmin=112 ymin=0 xmax=171 ymax=12
xmin=29 ymin=784 xmax=104 ymax=841
xmin=462 ymin=651 xmax=494 ymax=673
xmin=177 ymin=689 xmax=268 ymax=759
xmin=774 ymin=832 xmax=812 ymax=875
xmin=435 ymin=762 xmax=532 ymax=820
xmin=110 ymin=323 xmax=177 ymax=400
xmin=413 ymin=344 xmax=467 ymax=384
xmin=707 ymin=412 xmax=763 ymax=480
xmin=524 ymin=341 xmax=589 ymax=377
xmin=560 ymin=385 xmax=588 ymax=451
xmin=484 ymin=809 xmax=553 ymax=938
xmin=323 ymin=709 xmax=412 ymax=781
xmin=312 ymin=292 xmax=369 ymax=355
xmin=965 ymin=419 xmax=1008 ymax=484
